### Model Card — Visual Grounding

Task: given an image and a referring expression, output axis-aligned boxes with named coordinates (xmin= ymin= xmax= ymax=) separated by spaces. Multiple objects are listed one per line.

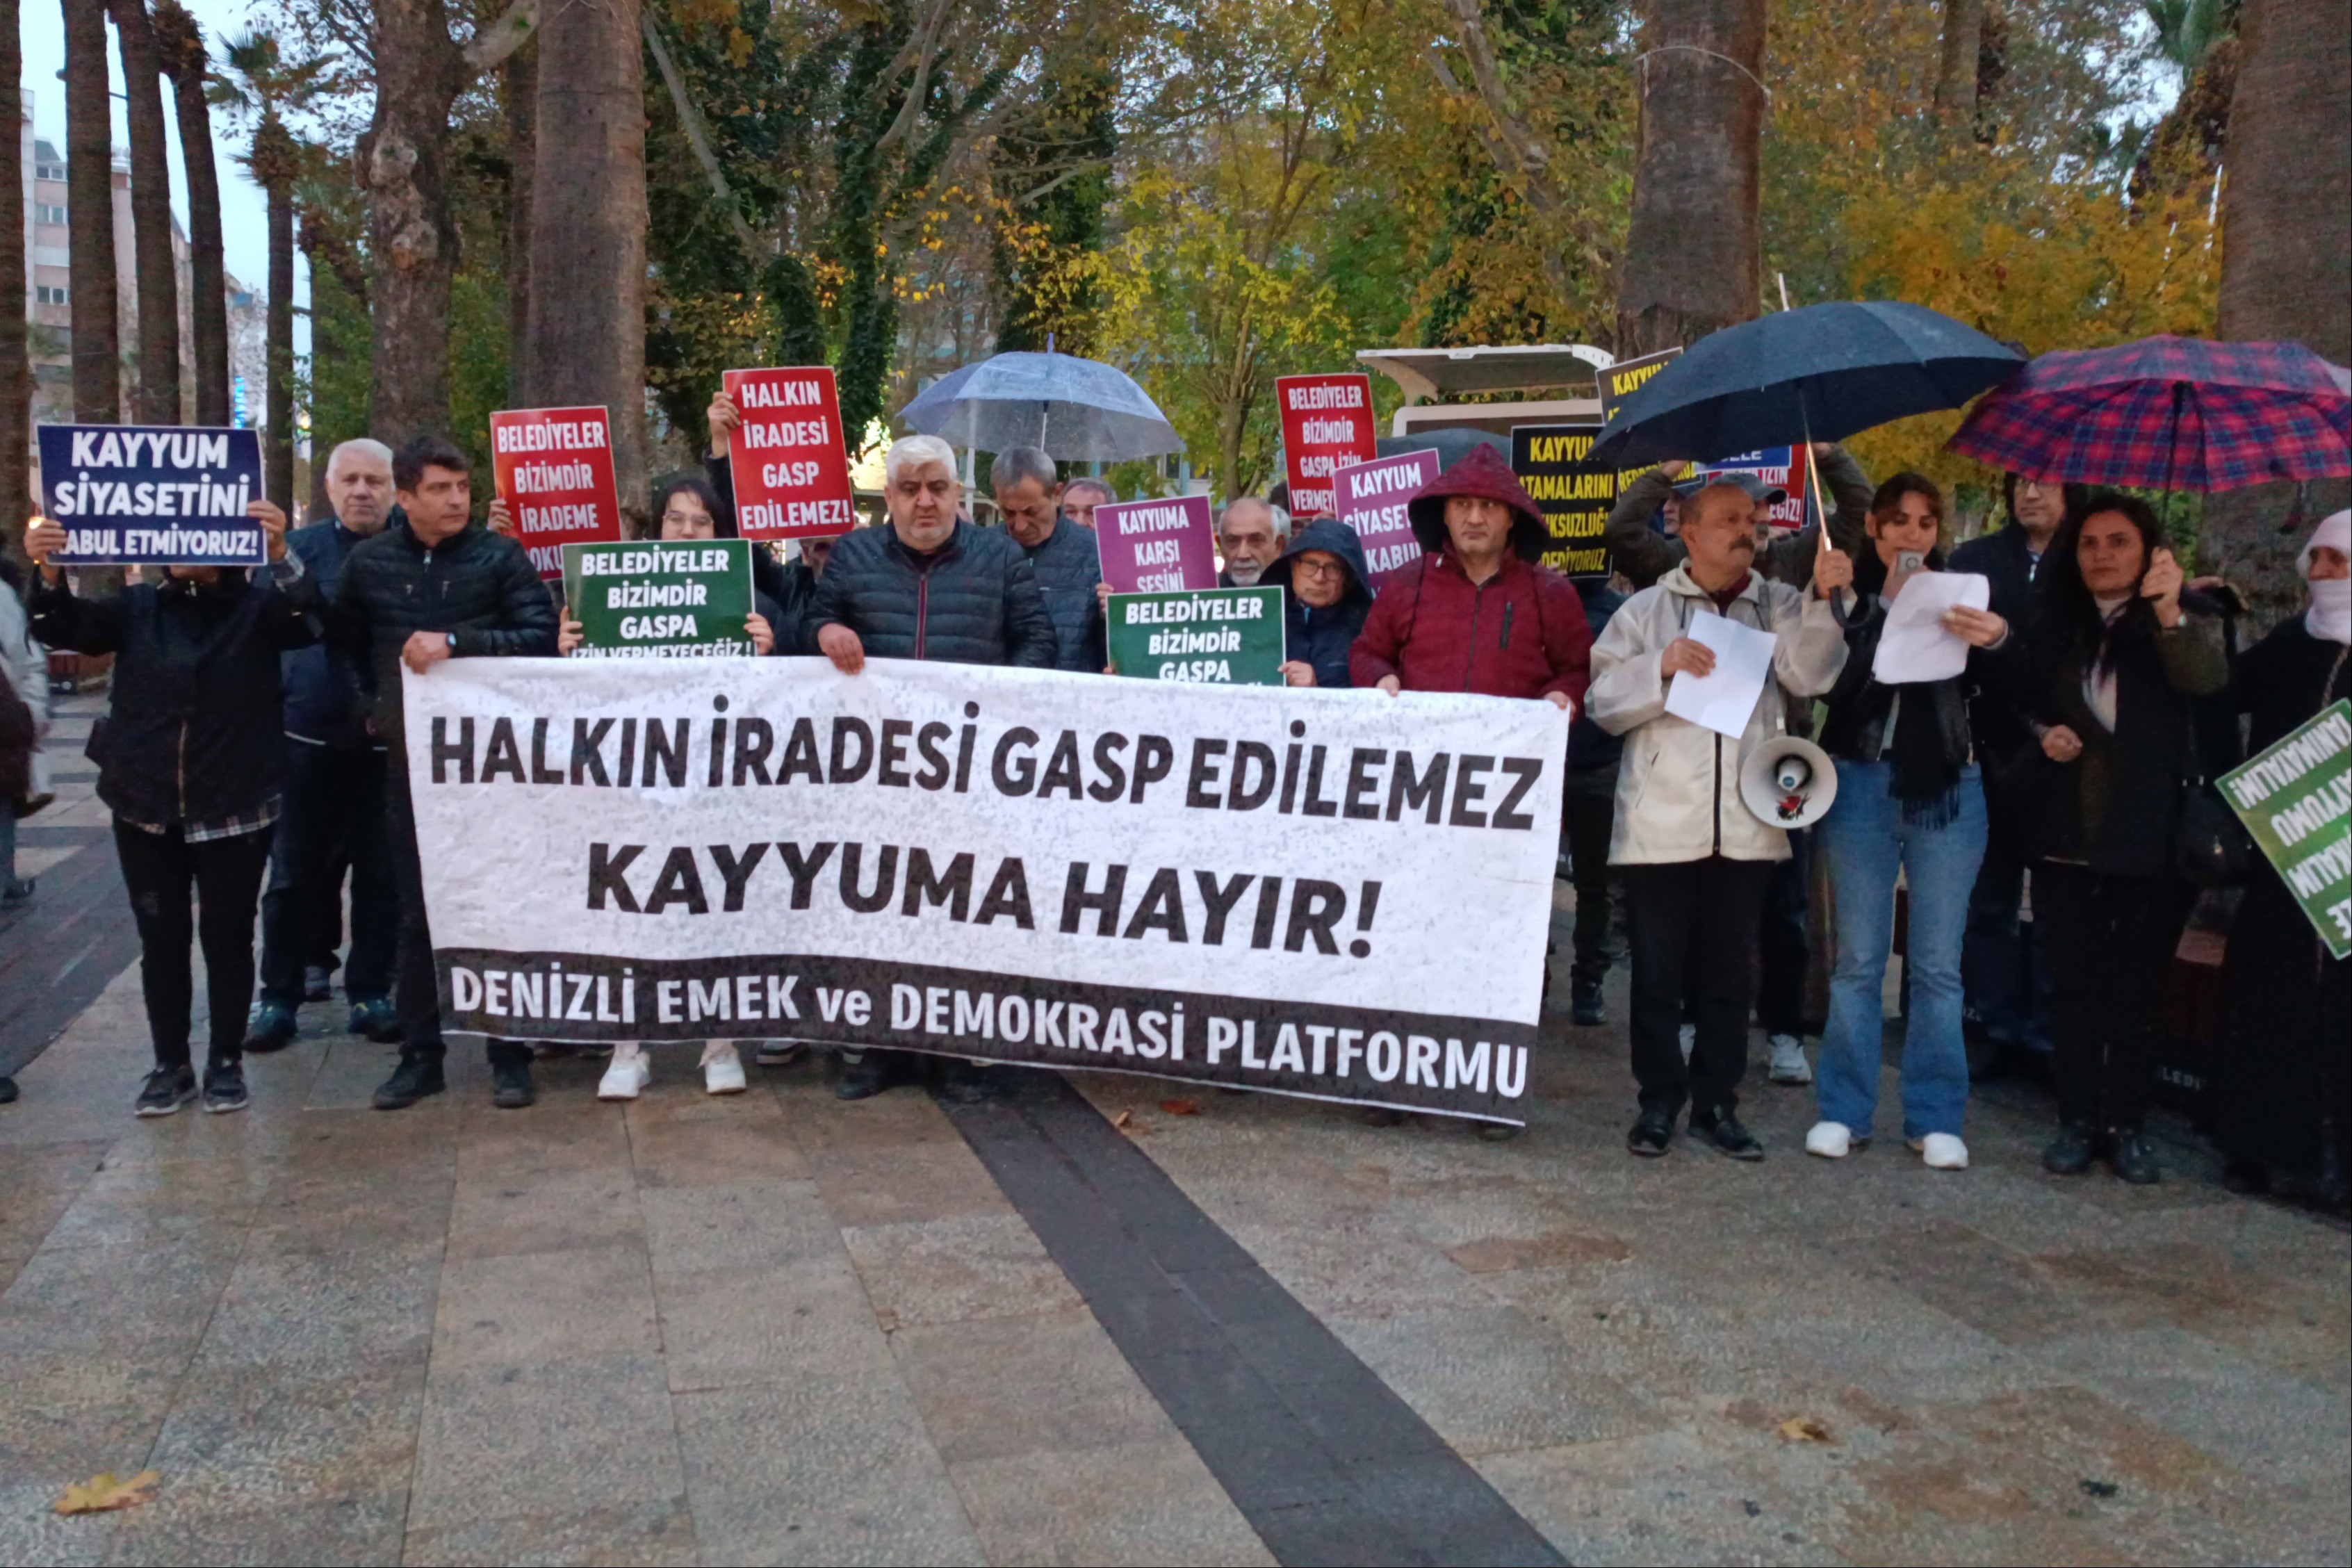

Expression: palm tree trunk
xmin=1615 ymin=0 xmax=1767 ymax=357
xmin=504 ymin=42 xmax=535 ymax=407
xmin=363 ymin=0 xmax=464 ymax=443
xmin=0 ymin=0 xmax=32 ymax=551
xmin=108 ymin=0 xmax=181 ymax=423
xmin=267 ymin=186 xmax=295 ymax=512
xmin=2204 ymin=0 xmax=2352 ymax=629
xmin=152 ymin=0 xmax=229 ymax=425
xmin=63 ymin=0 xmax=121 ymax=423
xmin=525 ymin=0 xmax=647 ymax=532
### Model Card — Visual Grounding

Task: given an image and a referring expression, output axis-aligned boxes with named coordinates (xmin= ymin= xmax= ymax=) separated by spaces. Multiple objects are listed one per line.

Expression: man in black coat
xmin=309 ymin=434 xmax=560 ymax=1112
xmin=990 ymin=445 xmax=1104 ymax=673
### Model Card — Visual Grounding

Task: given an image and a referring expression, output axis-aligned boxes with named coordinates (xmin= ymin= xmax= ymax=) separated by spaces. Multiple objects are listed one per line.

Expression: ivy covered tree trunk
xmin=152 ymin=0 xmax=230 ymax=425
xmin=993 ymin=63 xmax=1116 ymax=355
xmin=63 ymin=0 xmax=120 ymax=423
xmin=110 ymin=0 xmax=181 ymax=423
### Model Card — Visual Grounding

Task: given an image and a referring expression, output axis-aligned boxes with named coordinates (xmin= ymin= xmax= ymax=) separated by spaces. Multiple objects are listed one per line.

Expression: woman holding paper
xmin=1802 ymin=475 xmax=2012 ymax=1172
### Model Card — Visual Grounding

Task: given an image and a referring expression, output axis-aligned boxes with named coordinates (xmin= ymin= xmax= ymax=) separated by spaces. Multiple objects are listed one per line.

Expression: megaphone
xmin=1740 ymin=736 xmax=1838 ymax=830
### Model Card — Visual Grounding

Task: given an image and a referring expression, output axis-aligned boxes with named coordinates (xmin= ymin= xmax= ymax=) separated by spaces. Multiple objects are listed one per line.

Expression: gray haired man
xmin=991 ymin=445 xmax=1104 ymax=672
xmin=1216 ymin=496 xmax=1287 ymax=587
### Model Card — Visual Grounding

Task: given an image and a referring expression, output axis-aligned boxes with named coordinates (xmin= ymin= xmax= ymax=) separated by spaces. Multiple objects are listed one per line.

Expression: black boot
xmin=2221 ymin=1160 xmax=2269 ymax=1195
xmin=937 ymin=1060 xmax=1001 ymax=1104
xmin=835 ymin=1052 xmax=900 ymax=1102
xmin=1689 ymin=1106 xmax=1765 ymax=1161
xmin=1571 ymin=981 xmax=1605 ymax=1027
xmin=491 ymin=1056 xmax=537 ymax=1109
xmin=1626 ymin=1108 xmax=1675 ymax=1157
xmin=2041 ymin=1120 xmax=2097 ymax=1175
xmin=373 ymin=1052 xmax=446 ymax=1111
xmin=2108 ymin=1129 xmax=2162 ymax=1186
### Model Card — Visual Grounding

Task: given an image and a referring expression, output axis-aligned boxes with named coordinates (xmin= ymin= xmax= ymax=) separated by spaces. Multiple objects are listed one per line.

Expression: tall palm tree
xmin=151 ymin=0 xmax=230 ymax=425
xmin=62 ymin=0 xmax=121 ymax=423
xmin=108 ymin=0 xmax=181 ymax=422
xmin=1 ymin=0 xmax=32 ymax=545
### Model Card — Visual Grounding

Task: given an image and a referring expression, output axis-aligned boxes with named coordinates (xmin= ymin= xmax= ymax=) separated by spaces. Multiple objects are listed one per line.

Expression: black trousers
xmin=384 ymin=765 xmax=530 ymax=1072
xmin=1756 ymin=826 xmax=1811 ymax=1037
xmin=1562 ymin=788 xmax=1619 ymax=990
xmin=113 ymin=818 xmax=274 ymax=1070
xmin=1623 ymin=856 xmax=1774 ymax=1118
xmin=258 ymin=741 xmax=396 ymax=1008
xmin=2036 ymin=862 xmax=2194 ymax=1133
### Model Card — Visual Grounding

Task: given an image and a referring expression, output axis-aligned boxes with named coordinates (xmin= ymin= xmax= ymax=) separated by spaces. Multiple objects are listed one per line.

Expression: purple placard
xmin=1094 ymin=494 xmax=1218 ymax=592
xmin=1332 ymin=449 xmax=1439 ymax=589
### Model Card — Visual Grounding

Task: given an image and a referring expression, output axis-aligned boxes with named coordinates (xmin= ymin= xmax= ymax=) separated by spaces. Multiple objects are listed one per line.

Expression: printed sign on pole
xmin=491 ymin=405 xmax=624 ymax=579
xmin=1094 ymin=494 xmax=1218 ymax=593
xmin=1333 ymin=450 xmax=1439 ymax=589
xmin=1275 ymin=373 xmax=1378 ymax=518
xmin=1698 ymin=446 xmax=1812 ymax=534
xmin=719 ymin=366 xmax=858 ymax=541
xmin=1104 ymin=587 xmax=1286 ymax=687
xmin=36 ymin=424 xmax=265 ymax=566
xmin=1594 ymin=347 xmax=1682 ymax=421
xmin=2219 ymin=700 xmax=2352 ymax=958
xmin=1510 ymin=425 xmax=1615 ymax=582
xmin=560 ymin=540 xmax=757 ymax=658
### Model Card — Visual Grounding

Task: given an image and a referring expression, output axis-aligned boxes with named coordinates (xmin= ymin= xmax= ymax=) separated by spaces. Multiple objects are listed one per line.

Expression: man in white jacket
xmin=1588 ymin=481 xmax=1852 ymax=1159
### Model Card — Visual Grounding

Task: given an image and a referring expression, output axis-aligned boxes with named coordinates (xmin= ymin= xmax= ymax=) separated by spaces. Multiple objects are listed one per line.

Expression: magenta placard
xmin=1332 ymin=449 xmax=1439 ymax=588
xmin=1093 ymin=494 xmax=1218 ymax=593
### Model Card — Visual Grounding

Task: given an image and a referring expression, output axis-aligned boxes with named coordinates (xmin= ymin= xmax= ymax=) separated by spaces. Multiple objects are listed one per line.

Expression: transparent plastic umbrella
xmin=899 ymin=352 xmax=1184 ymax=461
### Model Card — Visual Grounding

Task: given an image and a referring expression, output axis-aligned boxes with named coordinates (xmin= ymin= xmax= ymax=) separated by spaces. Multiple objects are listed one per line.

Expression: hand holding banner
xmin=491 ymin=406 xmax=623 ymax=578
xmin=719 ymin=367 xmax=858 ymax=541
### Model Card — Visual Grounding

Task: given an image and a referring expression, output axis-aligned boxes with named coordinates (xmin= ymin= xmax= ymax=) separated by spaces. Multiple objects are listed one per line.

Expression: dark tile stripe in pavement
xmin=0 ymin=833 xmax=140 ymax=1078
xmin=945 ymin=1076 xmax=1569 ymax=1568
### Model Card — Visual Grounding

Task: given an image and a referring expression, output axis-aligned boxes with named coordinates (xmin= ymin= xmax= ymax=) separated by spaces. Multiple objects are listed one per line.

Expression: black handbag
xmin=2175 ymin=708 xmax=2251 ymax=889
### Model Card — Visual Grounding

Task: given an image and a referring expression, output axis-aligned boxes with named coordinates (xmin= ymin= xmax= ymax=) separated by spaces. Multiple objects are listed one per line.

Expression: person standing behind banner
xmin=1262 ymin=516 xmax=1373 ymax=689
xmin=2217 ymin=511 xmax=2350 ymax=1207
xmin=1604 ymin=443 xmax=1872 ymax=593
xmin=0 ymin=556 xmax=49 ymax=913
xmin=24 ymin=504 xmax=311 ymax=1118
xmin=1216 ymin=498 xmax=1288 ymax=587
xmin=309 ymin=434 xmax=560 ymax=1113
xmin=1586 ymin=482 xmax=1851 ymax=1161
xmin=245 ymin=439 xmax=405 ymax=1055
xmin=810 ymin=432 xmax=1056 ymax=1104
xmin=703 ymin=389 xmax=828 ymax=651
xmin=1562 ymin=578 xmax=1627 ymax=1028
xmin=991 ymin=445 xmax=1104 ymax=674
xmin=1062 ymin=476 xmax=1113 ymax=531
xmin=2017 ymin=494 xmax=2227 ymax=1186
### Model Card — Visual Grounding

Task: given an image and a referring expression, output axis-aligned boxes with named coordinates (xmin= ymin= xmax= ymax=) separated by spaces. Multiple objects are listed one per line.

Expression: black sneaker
xmin=202 ymin=1059 xmax=249 ymax=1113
xmin=2108 ymin=1130 xmax=2162 ymax=1186
xmin=0 ymin=1074 xmax=19 ymax=1104
xmin=1571 ymin=983 xmax=1605 ymax=1027
xmin=347 ymin=997 xmax=402 ymax=1042
xmin=936 ymin=1061 xmax=999 ymax=1104
xmin=1359 ymin=1105 xmax=1405 ymax=1127
xmin=243 ymin=1002 xmax=298 ymax=1054
xmin=834 ymin=1053 xmax=900 ymax=1102
xmin=136 ymin=1065 xmax=198 ymax=1118
xmin=303 ymin=965 xmax=335 ymax=1002
xmin=2 ymin=876 xmax=35 ymax=906
xmin=373 ymin=1054 xmax=446 ymax=1111
xmin=754 ymin=1040 xmax=806 ymax=1068
xmin=491 ymin=1058 xmax=537 ymax=1109
xmin=1626 ymin=1109 xmax=1675 ymax=1157
xmin=2041 ymin=1121 xmax=2097 ymax=1175
xmin=1690 ymin=1108 xmax=1764 ymax=1161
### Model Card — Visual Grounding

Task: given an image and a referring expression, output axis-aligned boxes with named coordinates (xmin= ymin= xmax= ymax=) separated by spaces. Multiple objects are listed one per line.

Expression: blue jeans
xmin=1816 ymin=761 xmax=1988 ymax=1141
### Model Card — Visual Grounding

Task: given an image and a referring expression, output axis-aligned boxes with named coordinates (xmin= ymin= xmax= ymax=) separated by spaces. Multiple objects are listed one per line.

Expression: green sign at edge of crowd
xmin=561 ymin=539 xmax=758 ymax=658
xmin=1104 ymin=587 xmax=1287 ymax=687
xmin=2217 ymin=697 xmax=2352 ymax=960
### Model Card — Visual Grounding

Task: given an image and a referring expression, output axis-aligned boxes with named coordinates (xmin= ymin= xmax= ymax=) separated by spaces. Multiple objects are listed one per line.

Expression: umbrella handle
xmin=1797 ymin=395 xmax=1859 ymax=625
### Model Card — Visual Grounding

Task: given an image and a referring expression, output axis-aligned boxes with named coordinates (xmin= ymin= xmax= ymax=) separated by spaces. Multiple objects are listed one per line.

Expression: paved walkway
xmin=0 ymin=695 xmax=2346 ymax=1565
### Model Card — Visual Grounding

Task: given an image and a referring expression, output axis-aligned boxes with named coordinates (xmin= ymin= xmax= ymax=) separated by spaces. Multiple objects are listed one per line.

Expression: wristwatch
xmin=445 ymin=632 xmax=457 ymax=654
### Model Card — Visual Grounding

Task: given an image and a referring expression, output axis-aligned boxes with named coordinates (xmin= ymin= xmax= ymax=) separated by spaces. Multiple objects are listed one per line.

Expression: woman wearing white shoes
xmin=599 ymin=1039 xmax=748 ymax=1100
xmin=1804 ymin=475 xmax=2017 ymax=1173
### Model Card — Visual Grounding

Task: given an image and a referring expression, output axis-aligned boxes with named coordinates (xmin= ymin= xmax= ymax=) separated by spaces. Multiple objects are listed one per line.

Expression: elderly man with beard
xmin=990 ymin=446 xmax=1103 ymax=673
xmin=1587 ymin=480 xmax=1851 ymax=1161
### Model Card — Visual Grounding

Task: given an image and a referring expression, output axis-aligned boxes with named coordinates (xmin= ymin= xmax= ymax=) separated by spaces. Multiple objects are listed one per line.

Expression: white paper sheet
xmin=1663 ymin=611 xmax=1778 ymax=739
xmin=1870 ymin=571 xmax=1991 ymax=685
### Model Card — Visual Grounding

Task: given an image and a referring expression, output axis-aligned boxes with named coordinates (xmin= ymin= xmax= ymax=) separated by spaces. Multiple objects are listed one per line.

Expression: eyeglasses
xmin=1291 ymin=557 xmax=1346 ymax=578
xmin=661 ymin=509 xmax=709 ymax=528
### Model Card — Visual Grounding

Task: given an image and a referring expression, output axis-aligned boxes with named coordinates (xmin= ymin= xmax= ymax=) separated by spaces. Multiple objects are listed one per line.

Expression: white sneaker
xmin=701 ymin=1043 xmax=747 ymax=1095
xmin=1805 ymin=1120 xmax=1853 ymax=1159
xmin=1912 ymin=1133 xmax=1969 ymax=1170
xmin=597 ymin=1047 xmax=651 ymax=1101
xmin=1767 ymin=1034 xmax=1812 ymax=1084
xmin=1678 ymin=1022 xmax=1696 ymax=1062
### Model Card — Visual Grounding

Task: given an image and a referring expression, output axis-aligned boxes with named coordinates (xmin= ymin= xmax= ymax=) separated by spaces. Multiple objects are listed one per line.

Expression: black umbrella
xmin=1587 ymin=301 xmax=2024 ymax=468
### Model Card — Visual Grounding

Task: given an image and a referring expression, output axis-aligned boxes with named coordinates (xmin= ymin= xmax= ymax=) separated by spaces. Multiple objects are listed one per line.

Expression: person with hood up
xmin=1261 ymin=516 xmax=1373 ymax=688
xmin=1586 ymin=480 xmax=1852 ymax=1161
xmin=2216 ymin=509 xmax=2350 ymax=1207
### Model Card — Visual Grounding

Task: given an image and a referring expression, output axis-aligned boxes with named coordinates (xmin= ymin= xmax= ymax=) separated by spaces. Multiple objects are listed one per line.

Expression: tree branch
xmin=875 ymin=0 xmax=955 ymax=152
xmin=462 ymin=0 xmax=537 ymax=74
xmin=1426 ymin=0 xmax=1569 ymax=219
xmin=641 ymin=10 xmax=760 ymax=256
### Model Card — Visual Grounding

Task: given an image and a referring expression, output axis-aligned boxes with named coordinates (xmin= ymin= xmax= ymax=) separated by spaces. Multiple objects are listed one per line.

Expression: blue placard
xmin=36 ymin=423 xmax=266 ymax=565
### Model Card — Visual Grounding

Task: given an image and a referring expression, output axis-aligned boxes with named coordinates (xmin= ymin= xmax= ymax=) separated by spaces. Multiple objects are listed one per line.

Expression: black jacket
xmin=1565 ymin=581 xmax=1626 ymax=790
xmin=1816 ymin=559 xmax=2017 ymax=787
xmin=809 ymin=520 xmax=1056 ymax=668
xmin=309 ymin=519 xmax=559 ymax=746
xmin=279 ymin=518 xmax=378 ymax=747
xmin=1259 ymin=517 xmax=1372 ymax=689
xmin=1947 ymin=523 xmax=2051 ymax=780
xmin=1021 ymin=518 xmax=1105 ymax=673
xmin=33 ymin=567 xmax=314 ymax=825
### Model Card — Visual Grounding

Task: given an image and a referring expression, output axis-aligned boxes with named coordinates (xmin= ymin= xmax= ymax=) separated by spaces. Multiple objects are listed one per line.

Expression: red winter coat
xmin=1348 ymin=550 xmax=1593 ymax=710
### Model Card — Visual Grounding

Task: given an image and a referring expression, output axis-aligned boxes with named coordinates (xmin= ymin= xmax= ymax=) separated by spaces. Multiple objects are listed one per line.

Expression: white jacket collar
xmin=1660 ymin=562 xmax=1763 ymax=603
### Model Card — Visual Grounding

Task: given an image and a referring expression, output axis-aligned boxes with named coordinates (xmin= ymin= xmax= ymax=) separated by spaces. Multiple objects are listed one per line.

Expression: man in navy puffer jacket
xmin=1259 ymin=516 xmax=1372 ymax=688
xmin=990 ymin=446 xmax=1104 ymax=673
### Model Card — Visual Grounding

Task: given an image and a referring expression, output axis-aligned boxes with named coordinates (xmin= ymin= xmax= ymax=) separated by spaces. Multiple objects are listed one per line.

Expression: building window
xmin=35 ymin=163 xmax=65 ymax=181
xmin=35 ymin=284 xmax=67 ymax=305
xmin=35 ymin=204 xmax=67 ymax=224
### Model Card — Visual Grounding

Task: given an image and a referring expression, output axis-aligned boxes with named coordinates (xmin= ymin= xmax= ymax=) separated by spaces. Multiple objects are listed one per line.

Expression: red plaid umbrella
xmin=1947 ymin=335 xmax=2351 ymax=491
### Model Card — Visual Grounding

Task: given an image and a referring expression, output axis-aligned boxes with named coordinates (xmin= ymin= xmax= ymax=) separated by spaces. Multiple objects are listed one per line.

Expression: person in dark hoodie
xmin=1260 ymin=516 xmax=1371 ymax=688
xmin=989 ymin=445 xmax=1104 ymax=673
xmin=25 ymin=502 xmax=312 ymax=1118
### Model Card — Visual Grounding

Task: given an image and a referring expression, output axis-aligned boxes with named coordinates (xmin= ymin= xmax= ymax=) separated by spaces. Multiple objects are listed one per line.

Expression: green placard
xmin=561 ymin=539 xmax=757 ymax=657
xmin=2219 ymin=699 xmax=2352 ymax=959
xmin=1104 ymin=587 xmax=1286 ymax=686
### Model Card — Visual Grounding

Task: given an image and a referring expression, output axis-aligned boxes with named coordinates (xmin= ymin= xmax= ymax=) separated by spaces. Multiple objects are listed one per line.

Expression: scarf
xmin=2301 ymin=510 xmax=2351 ymax=644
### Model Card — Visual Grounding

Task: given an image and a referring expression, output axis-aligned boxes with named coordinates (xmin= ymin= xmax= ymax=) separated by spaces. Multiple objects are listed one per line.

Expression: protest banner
xmin=1510 ymin=425 xmax=1614 ymax=581
xmin=1095 ymin=494 xmax=1218 ymax=592
xmin=560 ymin=540 xmax=757 ymax=658
xmin=2219 ymin=700 xmax=2352 ymax=959
xmin=1594 ymin=347 xmax=1681 ymax=421
xmin=719 ymin=366 xmax=858 ymax=541
xmin=1104 ymin=587 xmax=1284 ymax=686
xmin=1275 ymin=373 xmax=1378 ymax=518
xmin=35 ymin=424 xmax=264 ymax=566
xmin=491 ymin=405 xmax=624 ymax=578
xmin=1700 ymin=446 xmax=1811 ymax=532
xmin=405 ymin=660 xmax=1568 ymax=1122
xmin=1332 ymin=449 xmax=1439 ymax=587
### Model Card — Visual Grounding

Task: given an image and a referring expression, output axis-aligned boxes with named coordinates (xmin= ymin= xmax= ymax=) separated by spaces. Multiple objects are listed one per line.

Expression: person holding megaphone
xmin=1801 ymin=475 xmax=2015 ymax=1172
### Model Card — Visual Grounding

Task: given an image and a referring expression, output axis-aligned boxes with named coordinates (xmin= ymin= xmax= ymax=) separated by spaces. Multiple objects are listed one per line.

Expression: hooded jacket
xmin=1019 ymin=516 xmax=1106 ymax=673
xmin=810 ymin=518 xmax=1057 ymax=668
xmin=1586 ymin=564 xmax=1848 ymax=865
xmin=1260 ymin=516 xmax=1373 ymax=689
xmin=1348 ymin=445 xmax=1594 ymax=705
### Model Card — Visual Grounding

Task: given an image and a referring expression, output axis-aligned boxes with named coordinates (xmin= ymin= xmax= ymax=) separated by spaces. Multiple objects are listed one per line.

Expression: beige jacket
xmin=1587 ymin=564 xmax=1848 ymax=865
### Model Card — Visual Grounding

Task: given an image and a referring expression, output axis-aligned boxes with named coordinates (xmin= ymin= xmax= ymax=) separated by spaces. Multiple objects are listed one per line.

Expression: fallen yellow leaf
xmin=1777 ymin=1417 xmax=1834 ymax=1444
xmin=1159 ymin=1099 xmax=1202 ymax=1116
xmin=55 ymin=1471 xmax=160 ymax=1515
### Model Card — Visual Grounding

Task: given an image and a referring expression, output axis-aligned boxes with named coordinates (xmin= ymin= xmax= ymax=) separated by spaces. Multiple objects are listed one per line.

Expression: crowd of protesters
xmin=3 ymin=413 xmax=2344 ymax=1210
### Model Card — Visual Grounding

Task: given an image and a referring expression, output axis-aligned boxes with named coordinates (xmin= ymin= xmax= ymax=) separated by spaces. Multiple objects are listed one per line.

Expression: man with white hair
xmin=990 ymin=444 xmax=1103 ymax=672
xmin=1215 ymin=496 xmax=1287 ymax=587
xmin=245 ymin=438 xmax=405 ymax=1051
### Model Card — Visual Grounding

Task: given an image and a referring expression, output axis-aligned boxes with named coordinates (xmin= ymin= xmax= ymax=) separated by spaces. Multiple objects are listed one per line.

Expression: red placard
xmin=1275 ymin=373 xmax=1378 ymax=518
xmin=490 ymin=405 xmax=623 ymax=579
xmin=720 ymin=366 xmax=858 ymax=541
